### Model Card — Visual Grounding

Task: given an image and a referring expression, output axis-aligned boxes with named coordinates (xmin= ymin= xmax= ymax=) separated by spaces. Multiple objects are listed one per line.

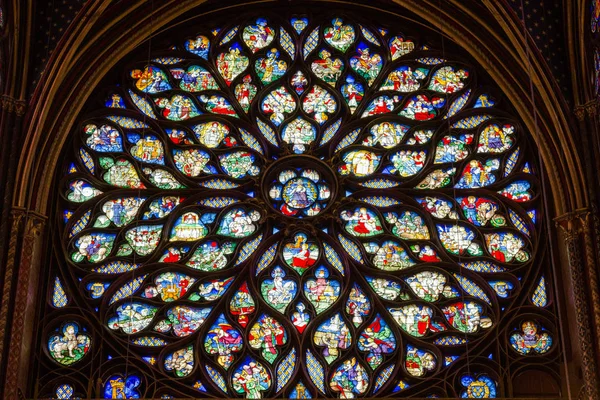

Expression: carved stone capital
xmin=585 ymin=100 xmax=599 ymax=118
xmin=555 ymin=211 xmax=586 ymax=241
xmin=574 ymin=101 xmax=599 ymax=121
xmin=574 ymin=105 xmax=587 ymax=121
xmin=0 ymin=95 xmax=27 ymax=116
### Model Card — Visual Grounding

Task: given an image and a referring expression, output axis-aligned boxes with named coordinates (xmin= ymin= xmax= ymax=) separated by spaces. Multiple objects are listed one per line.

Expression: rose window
xmin=54 ymin=12 xmax=549 ymax=399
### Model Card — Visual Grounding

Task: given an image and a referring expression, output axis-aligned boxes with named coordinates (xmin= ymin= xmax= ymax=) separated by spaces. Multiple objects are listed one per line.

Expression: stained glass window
xmin=39 ymin=10 xmax=558 ymax=399
xmin=593 ymin=0 xmax=600 ymax=33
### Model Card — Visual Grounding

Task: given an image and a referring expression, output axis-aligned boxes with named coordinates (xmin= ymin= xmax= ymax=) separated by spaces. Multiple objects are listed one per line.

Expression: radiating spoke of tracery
xmin=49 ymin=12 xmax=554 ymax=399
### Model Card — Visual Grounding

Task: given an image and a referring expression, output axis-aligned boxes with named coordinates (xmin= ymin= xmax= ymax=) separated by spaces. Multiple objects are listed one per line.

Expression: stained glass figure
xmin=341 ymin=76 xmax=364 ymax=113
xmin=283 ymin=233 xmax=319 ymax=274
xmin=346 ymin=284 xmax=371 ymax=326
xmin=164 ymin=345 xmax=194 ymax=376
xmin=323 ymin=18 xmax=355 ymax=52
xmin=217 ymin=43 xmax=249 ymax=85
xmin=357 ymin=315 xmax=396 ymax=369
xmin=232 ymin=357 xmax=271 ymax=398
xmin=405 ymin=345 xmax=436 ymax=377
xmin=329 ymin=357 xmax=369 ymax=398
xmin=243 ymin=19 xmax=275 ymax=53
xmin=350 ymin=43 xmax=382 ymax=85
xmin=314 ymin=313 xmax=352 ymax=363
xmin=48 ymin=322 xmax=91 ymax=366
xmin=205 ymin=314 xmax=243 ymax=369
xmin=510 ymin=321 xmax=553 ymax=355
xmin=311 ymin=50 xmax=344 ymax=86
xmin=248 ymin=314 xmax=287 ymax=363
xmin=261 ymin=267 xmax=297 ymax=313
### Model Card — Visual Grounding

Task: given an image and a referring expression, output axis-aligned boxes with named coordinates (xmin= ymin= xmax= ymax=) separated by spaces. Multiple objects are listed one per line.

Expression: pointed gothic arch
xmin=0 ymin=1 xmax=596 ymax=398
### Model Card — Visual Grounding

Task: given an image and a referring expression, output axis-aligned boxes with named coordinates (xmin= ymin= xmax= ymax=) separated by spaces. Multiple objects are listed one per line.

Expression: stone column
xmin=556 ymin=213 xmax=600 ymax=400
xmin=0 ymin=209 xmax=46 ymax=400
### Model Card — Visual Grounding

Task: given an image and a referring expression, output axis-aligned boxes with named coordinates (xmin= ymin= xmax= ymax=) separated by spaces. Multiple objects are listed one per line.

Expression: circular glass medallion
xmin=282 ymin=177 xmax=318 ymax=209
xmin=264 ymin=156 xmax=337 ymax=218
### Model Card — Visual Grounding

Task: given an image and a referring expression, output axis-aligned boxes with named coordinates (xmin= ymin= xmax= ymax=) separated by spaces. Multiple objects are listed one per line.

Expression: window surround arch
xmin=0 ymin=0 xmax=594 ymax=398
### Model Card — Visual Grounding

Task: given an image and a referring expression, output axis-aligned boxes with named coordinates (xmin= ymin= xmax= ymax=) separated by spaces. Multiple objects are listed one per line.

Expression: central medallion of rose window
xmin=266 ymin=158 xmax=335 ymax=217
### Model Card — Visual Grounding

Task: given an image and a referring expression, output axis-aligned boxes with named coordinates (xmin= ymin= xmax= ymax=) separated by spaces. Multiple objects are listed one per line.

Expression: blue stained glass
xmin=198 ymin=197 xmax=238 ymax=208
xmin=373 ymin=364 xmax=394 ymax=393
xmin=474 ymin=93 xmax=495 ymax=108
xmin=109 ymin=275 xmax=148 ymax=305
xmin=360 ymin=25 xmax=381 ymax=46
xmin=106 ymin=93 xmax=126 ymax=109
xmin=509 ymin=209 xmax=530 ymax=237
xmin=303 ymin=27 xmax=320 ymax=59
xmin=359 ymin=196 xmax=400 ymax=207
xmin=306 ymin=349 xmax=325 ymax=393
xmin=92 ymin=262 xmax=141 ymax=274
xmin=103 ymin=375 xmax=141 ymax=399
xmin=280 ymin=27 xmax=295 ymax=58
xmin=433 ymin=336 xmax=468 ymax=345
xmin=360 ymin=178 xmax=400 ymax=188
xmin=416 ymin=57 xmax=445 ymax=65
xmin=56 ymin=384 xmax=74 ymax=399
xmin=335 ymin=128 xmax=361 ymax=152
xmin=86 ymin=281 xmax=110 ymax=299
xmin=527 ymin=209 xmax=537 ymax=223
xmin=79 ymin=149 xmax=95 ymax=173
xmin=234 ymin=234 xmax=263 ymax=265
xmin=290 ymin=381 xmax=312 ymax=398
xmin=460 ymin=261 xmax=507 ymax=273
xmin=220 ymin=26 xmax=239 ymax=45
xmin=445 ymin=355 xmax=459 ymax=365
xmin=393 ymin=380 xmax=410 ymax=392
xmin=52 ymin=277 xmax=68 ymax=308
xmin=152 ymin=57 xmax=184 ymax=65
xmin=460 ymin=374 xmax=497 ymax=398
xmin=504 ymin=147 xmax=520 ymax=177
xmin=69 ymin=210 xmax=91 ymax=238
xmin=256 ymin=243 xmax=278 ymax=276
xmin=323 ymin=242 xmax=344 ymax=275
xmin=451 ymin=114 xmax=493 ymax=129
xmin=453 ymin=274 xmax=492 ymax=305
xmin=532 ymin=276 xmax=548 ymax=307
xmin=444 ymin=89 xmax=471 ymax=119
xmin=106 ymin=115 xmax=149 ymax=129
xmin=338 ymin=234 xmax=364 ymax=264
xmin=291 ymin=18 xmax=309 ymax=34
xmin=257 ymin=119 xmax=279 ymax=146
xmin=128 ymin=90 xmax=157 ymax=119
xmin=239 ymin=127 xmax=265 ymax=155
xmin=206 ymin=365 xmax=228 ymax=393
xmin=319 ymin=118 xmax=342 ymax=146
xmin=276 ymin=348 xmax=297 ymax=391
xmin=200 ymin=178 xmax=240 ymax=189
xmin=194 ymin=381 xmax=207 ymax=392
xmin=488 ymin=280 xmax=514 ymax=298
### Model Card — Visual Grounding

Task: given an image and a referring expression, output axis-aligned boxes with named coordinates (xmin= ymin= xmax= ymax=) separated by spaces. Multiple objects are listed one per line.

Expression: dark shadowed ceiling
xmin=27 ymin=0 xmax=572 ymax=102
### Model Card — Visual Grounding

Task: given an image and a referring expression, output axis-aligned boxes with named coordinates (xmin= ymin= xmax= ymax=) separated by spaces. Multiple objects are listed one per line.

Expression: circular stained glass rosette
xmin=58 ymin=12 xmax=543 ymax=398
